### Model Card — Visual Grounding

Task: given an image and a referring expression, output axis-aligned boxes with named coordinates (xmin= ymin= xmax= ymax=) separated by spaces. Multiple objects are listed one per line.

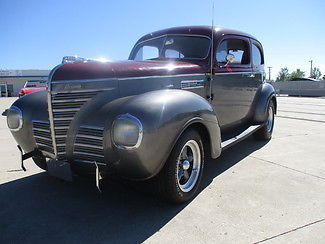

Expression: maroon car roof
xmin=135 ymin=26 xmax=258 ymax=44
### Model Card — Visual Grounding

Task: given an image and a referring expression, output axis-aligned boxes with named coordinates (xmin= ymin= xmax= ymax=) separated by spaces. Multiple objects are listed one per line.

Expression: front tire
xmin=154 ymin=129 xmax=204 ymax=203
xmin=253 ymin=100 xmax=275 ymax=140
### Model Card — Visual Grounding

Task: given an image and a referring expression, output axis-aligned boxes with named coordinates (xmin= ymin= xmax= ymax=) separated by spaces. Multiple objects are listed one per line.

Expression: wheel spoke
xmin=183 ymin=170 xmax=189 ymax=180
xmin=181 ymin=146 xmax=188 ymax=159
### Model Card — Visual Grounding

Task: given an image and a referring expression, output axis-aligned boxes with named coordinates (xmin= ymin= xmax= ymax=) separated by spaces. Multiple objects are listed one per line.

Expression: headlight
xmin=7 ymin=106 xmax=23 ymax=131
xmin=112 ymin=114 xmax=143 ymax=149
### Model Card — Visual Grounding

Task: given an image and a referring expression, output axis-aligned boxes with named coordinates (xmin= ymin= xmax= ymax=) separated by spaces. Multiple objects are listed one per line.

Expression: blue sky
xmin=1 ymin=0 xmax=324 ymax=79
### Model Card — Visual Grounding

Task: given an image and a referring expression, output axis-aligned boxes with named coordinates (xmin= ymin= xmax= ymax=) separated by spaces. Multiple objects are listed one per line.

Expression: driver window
xmin=216 ymin=38 xmax=250 ymax=65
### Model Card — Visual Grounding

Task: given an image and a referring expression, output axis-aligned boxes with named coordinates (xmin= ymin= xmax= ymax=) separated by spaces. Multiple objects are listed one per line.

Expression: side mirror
xmin=226 ymin=54 xmax=235 ymax=63
xmin=219 ymin=54 xmax=235 ymax=68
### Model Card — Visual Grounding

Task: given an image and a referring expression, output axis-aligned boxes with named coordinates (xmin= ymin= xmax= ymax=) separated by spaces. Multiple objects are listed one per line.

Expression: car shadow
xmin=0 ymin=137 xmax=268 ymax=243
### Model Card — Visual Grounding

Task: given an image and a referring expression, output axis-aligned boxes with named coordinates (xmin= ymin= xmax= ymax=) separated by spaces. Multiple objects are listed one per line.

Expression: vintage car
xmin=5 ymin=26 xmax=276 ymax=203
xmin=18 ymin=80 xmax=47 ymax=97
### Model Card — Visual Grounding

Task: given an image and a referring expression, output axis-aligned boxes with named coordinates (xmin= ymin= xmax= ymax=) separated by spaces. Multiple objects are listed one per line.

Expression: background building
xmin=0 ymin=70 xmax=50 ymax=96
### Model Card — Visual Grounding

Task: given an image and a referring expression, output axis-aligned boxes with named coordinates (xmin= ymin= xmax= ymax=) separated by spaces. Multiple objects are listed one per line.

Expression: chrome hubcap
xmin=266 ymin=106 xmax=274 ymax=132
xmin=176 ymin=140 xmax=201 ymax=192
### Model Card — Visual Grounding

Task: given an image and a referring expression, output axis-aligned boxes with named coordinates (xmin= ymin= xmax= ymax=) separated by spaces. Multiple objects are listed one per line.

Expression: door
xmin=250 ymin=40 xmax=265 ymax=95
xmin=211 ymin=36 xmax=255 ymax=128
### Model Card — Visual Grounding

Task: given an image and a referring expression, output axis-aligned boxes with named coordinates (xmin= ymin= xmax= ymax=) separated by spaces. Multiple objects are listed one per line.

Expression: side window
xmin=216 ymin=38 xmax=250 ymax=65
xmin=164 ymin=49 xmax=185 ymax=58
xmin=134 ymin=46 xmax=159 ymax=60
xmin=252 ymin=43 xmax=264 ymax=66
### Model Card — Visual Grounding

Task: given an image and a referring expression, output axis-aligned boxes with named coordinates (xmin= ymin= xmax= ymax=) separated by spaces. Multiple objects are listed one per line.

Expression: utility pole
xmin=309 ymin=60 xmax=313 ymax=77
xmin=267 ymin=66 xmax=272 ymax=81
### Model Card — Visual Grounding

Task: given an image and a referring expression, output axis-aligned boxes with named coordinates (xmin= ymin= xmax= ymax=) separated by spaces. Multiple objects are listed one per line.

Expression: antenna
xmin=209 ymin=1 xmax=215 ymax=102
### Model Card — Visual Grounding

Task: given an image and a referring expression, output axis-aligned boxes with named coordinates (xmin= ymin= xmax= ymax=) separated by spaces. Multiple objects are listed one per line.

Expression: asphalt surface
xmin=0 ymin=96 xmax=324 ymax=244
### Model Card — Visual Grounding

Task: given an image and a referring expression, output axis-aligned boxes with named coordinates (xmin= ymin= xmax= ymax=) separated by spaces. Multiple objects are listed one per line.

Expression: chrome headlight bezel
xmin=112 ymin=114 xmax=143 ymax=150
xmin=7 ymin=105 xmax=23 ymax=132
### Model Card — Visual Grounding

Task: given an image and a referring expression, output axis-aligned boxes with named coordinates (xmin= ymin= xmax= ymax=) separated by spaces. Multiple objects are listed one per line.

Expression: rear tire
xmin=253 ymin=100 xmax=275 ymax=140
xmin=153 ymin=129 xmax=204 ymax=203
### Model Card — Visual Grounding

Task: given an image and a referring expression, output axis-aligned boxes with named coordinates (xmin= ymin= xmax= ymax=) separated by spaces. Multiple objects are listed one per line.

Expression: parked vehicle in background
xmin=4 ymin=26 xmax=276 ymax=203
xmin=18 ymin=80 xmax=46 ymax=97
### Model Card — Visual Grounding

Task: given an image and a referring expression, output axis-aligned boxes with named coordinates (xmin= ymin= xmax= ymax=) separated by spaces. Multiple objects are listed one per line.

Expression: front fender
xmin=81 ymin=89 xmax=221 ymax=180
xmin=7 ymin=90 xmax=49 ymax=153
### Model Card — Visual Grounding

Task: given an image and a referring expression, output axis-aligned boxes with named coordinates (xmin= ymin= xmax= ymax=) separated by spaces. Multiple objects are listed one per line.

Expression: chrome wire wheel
xmin=176 ymin=140 xmax=201 ymax=193
xmin=266 ymin=105 xmax=274 ymax=132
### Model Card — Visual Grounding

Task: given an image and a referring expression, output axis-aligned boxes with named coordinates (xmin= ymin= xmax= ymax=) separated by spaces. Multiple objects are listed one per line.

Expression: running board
xmin=221 ymin=124 xmax=263 ymax=151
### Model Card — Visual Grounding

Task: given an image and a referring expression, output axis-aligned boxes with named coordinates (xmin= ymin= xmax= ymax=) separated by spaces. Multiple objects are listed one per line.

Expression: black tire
xmin=32 ymin=155 xmax=47 ymax=170
xmin=253 ymin=100 xmax=275 ymax=140
xmin=153 ymin=129 xmax=204 ymax=203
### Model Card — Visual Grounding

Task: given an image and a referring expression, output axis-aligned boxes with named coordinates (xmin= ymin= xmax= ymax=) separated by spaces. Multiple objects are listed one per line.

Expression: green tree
xmin=290 ymin=69 xmax=305 ymax=80
xmin=310 ymin=67 xmax=322 ymax=80
xmin=276 ymin=67 xmax=290 ymax=81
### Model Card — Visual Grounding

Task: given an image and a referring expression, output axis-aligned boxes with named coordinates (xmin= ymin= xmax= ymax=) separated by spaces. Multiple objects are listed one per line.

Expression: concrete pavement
xmin=0 ymin=96 xmax=324 ymax=243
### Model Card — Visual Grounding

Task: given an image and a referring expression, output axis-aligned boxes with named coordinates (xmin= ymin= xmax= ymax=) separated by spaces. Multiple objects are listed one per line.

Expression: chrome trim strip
xmin=32 ymin=128 xmax=51 ymax=133
xmin=118 ymin=73 xmax=206 ymax=81
xmin=53 ymin=117 xmax=74 ymax=121
xmin=56 ymin=143 xmax=66 ymax=147
xmin=76 ymin=134 xmax=102 ymax=140
xmin=214 ymin=72 xmax=253 ymax=75
xmin=32 ymin=120 xmax=50 ymax=124
xmin=54 ymin=126 xmax=69 ymax=130
xmin=52 ymin=98 xmax=91 ymax=103
xmin=74 ymin=143 xmax=103 ymax=149
xmin=34 ymin=135 xmax=52 ymax=141
xmin=79 ymin=125 xmax=104 ymax=131
xmin=221 ymin=124 xmax=263 ymax=151
xmin=35 ymin=142 xmax=53 ymax=148
xmin=52 ymin=108 xmax=80 ymax=112
xmin=50 ymin=78 xmax=116 ymax=84
xmin=55 ymin=134 xmax=67 ymax=138
xmin=47 ymin=80 xmax=58 ymax=157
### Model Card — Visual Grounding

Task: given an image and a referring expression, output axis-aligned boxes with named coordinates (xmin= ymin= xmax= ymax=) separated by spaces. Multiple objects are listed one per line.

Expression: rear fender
xmin=251 ymin=83 xmax=277 ymax=123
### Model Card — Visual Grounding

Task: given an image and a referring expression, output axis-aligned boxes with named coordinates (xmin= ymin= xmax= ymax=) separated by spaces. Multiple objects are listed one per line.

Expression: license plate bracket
xmin=46 ymin=159 xmax=73 ymax=182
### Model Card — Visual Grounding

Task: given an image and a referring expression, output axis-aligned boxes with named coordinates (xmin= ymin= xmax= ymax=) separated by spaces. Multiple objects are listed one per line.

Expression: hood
xmin=51 ymin=60 xmax=208 ymax=81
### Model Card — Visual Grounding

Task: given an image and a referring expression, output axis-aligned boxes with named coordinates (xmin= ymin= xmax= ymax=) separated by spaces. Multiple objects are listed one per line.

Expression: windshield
xmin=130 ymin=35 xmax=211 ymax=61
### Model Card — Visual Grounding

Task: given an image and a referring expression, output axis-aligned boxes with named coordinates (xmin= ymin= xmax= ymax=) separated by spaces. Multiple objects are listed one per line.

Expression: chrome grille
xmin=32 ymin=120 xmax=54 ymax=156
xmin=74 ymin=126 xmax=105 ymax=162
xmin=50 ymin=90 xmax=100 ymax=159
